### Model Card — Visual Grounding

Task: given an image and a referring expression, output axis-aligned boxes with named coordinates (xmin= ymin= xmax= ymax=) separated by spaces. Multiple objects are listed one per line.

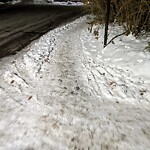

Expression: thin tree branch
xmin=106 ymin=31 xmax=126 ymax=47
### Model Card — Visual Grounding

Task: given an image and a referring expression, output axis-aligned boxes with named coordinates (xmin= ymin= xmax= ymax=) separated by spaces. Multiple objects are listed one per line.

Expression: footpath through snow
xmin=0 ymin=16 xmax=150 ymax=150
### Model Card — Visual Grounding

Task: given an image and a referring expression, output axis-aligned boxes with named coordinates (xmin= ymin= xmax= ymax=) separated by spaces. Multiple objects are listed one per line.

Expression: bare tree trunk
xmin=104 ymin=0 xmax=110 ymax=47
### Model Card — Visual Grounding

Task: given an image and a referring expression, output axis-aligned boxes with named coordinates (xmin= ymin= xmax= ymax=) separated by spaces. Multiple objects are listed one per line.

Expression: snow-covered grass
xmin=0 ymin=16 xmax=150 ymax=150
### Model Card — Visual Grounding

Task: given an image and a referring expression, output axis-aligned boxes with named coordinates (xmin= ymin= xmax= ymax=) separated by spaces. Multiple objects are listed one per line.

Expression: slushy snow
xmin=0 ymin=16 xmax=150 ymax=150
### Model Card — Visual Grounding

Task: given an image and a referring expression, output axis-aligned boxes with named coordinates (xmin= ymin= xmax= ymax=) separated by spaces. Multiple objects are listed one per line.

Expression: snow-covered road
xmin=0 ymin=16 xmax=150 ymax=150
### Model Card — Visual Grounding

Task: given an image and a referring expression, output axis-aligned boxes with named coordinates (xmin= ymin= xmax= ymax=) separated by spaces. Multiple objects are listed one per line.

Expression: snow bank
xmin=5 ymin=0 xmax=83 ymax=5
xmin=12 ymin=0 xmax=21 ymax=4
xmin=34 ymin=0 xmax=83 ymax=6
xmin=0 ymin=16 xmax=150 ymax=150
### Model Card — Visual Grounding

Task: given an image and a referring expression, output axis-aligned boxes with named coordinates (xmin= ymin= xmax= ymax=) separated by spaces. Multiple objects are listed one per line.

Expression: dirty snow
xmin=33 ymin=0 xmax=83 ymax=6
xmin=8 ymin=0 xmax=83 ymax=6
xmin=0 ymin=16 xmax=150 ymax=150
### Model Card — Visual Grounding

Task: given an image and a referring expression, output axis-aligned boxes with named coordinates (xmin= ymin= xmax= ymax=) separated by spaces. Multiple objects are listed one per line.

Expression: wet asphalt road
xmin=0 ymin=4 xmax=83 ymax=58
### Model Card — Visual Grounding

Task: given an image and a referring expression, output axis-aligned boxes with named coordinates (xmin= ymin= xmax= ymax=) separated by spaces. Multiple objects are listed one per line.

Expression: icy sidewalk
xmin=0 ymin=16 xmax=150 ymax=150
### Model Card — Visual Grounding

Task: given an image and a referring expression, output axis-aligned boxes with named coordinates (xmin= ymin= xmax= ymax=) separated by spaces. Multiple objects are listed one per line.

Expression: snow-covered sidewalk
xmin=0 ymin=16 xmax=150 ymax=150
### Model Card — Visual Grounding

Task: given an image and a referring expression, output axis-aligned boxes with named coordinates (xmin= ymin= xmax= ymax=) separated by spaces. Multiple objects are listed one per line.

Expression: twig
xmin=106 ymin=31 xmax=126 ymax=46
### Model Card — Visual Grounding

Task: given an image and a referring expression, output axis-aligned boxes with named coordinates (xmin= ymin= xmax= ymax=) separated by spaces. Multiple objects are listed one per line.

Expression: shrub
xmin=83 ymin=0 xmax=150 ymax=36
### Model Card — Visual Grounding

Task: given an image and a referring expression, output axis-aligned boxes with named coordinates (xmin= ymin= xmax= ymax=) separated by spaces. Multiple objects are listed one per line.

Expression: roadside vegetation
xmin=82 ymin=0 xmax=150 ymax=47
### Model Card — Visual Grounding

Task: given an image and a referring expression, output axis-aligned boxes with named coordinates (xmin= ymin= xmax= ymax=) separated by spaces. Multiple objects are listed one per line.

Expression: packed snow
xmin=0 ymin=16 xmax=150 ymax=150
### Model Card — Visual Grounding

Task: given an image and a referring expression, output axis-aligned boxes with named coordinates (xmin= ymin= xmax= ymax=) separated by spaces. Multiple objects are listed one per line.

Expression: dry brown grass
xmin=83 ymin=0 xmax=150 ymax=36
